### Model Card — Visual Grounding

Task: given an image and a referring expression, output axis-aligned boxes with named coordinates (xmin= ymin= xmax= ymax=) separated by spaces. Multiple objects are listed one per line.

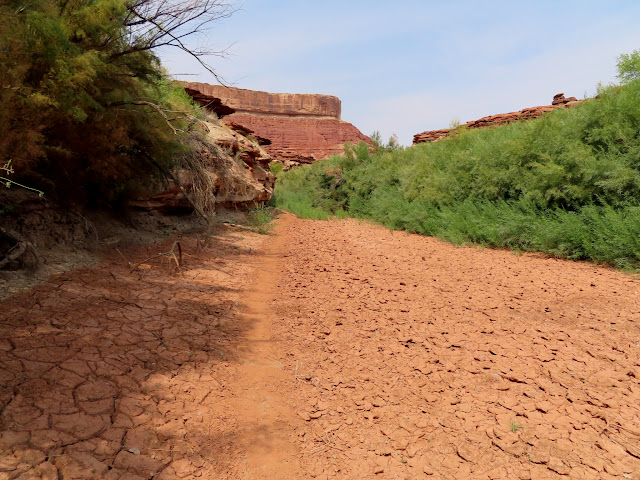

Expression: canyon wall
xmin=184 ymin=83 xmax=370 ymax=166
xmin=413 ymin=93 xmax=583 ymax=145
xmin=185 ymin=82 xmax=341 ymax=117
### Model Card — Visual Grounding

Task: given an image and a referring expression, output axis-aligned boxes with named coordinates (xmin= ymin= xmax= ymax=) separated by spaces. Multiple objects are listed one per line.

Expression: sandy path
xmin=0 ymin=222 xmax=302 ymax=480
xmin=1 ymin=214 xmax=640 ymax=479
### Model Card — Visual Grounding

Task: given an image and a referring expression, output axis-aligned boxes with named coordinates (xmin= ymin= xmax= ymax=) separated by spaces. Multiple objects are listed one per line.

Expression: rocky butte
xmin=413 ymin=93 xmax=584 ymax=144
xmin=184 ymin=82 xmax=371 ymax=167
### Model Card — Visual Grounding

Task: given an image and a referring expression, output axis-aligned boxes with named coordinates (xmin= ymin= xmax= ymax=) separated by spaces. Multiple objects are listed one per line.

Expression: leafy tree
xmin=369 ymin=131 xmax=402 ymax=153
xmin=617 ymin=49 xmax=640 ymax=84
xmin=0 ymin=0 xmax=233 ymax=204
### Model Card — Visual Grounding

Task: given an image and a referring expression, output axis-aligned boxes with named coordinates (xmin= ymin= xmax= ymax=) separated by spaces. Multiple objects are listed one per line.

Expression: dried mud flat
xmin=0 ymin=220 xmax=302 ymax=480
xmin=278 ymin=218 xmax=640 ymax=480
xmin=1 ymin=214 xmax=640 ymax=479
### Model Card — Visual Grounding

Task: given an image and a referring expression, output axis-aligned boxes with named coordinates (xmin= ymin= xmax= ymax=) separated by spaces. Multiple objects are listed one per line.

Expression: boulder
xmin=129 ymin=119 xmax=275 ymax=213
xmin=183 ymin=83 xmax=371 ymax=167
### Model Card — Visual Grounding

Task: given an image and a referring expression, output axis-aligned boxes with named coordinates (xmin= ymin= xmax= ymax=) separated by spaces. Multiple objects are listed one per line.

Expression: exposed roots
xmin=0 ymin=226 xmax=38 ymax=271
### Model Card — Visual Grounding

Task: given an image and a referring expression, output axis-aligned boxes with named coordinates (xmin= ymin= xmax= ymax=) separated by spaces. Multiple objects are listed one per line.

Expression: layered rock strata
xmin=130 ymin=118 xmax=275 ymax=213
xmin=184 ymin=83 xmax=371 ymax=167
xmin=413 ymin=93 xmax=584 ymax=145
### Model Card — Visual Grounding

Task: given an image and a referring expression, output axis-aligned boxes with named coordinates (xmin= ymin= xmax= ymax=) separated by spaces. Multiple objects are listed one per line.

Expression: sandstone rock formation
xmin=129 ymin=118 xmax=275 ymax=213
xmin=184 ymin=83 xmax=371 ymax=167
xmin=185 ymin=82 xmax=341 ymax=117
xmin=413 ymin=93 xmax=584 ymax=145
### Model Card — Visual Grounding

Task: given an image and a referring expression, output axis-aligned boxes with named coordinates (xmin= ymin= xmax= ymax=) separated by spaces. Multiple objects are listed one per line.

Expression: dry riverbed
xmin=1 ymin=214 xmax=639 ymax=479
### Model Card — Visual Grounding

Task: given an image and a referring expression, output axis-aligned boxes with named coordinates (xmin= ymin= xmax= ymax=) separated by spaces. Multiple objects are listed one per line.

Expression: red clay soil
xmin=2 ymin=214 xmax=640 ymax=479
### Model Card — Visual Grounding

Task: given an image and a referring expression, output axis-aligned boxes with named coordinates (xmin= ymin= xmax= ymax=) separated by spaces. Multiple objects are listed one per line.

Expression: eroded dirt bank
xmin=1 ymin=214 xmax=640 ymax=479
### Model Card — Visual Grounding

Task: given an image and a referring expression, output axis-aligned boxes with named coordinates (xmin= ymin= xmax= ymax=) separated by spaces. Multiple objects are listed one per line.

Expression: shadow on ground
xmin=0 ymin=227 xmax=263 ymax=479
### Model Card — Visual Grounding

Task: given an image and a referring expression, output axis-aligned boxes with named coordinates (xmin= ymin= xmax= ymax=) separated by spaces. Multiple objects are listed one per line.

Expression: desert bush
xmin=246 ymin=203 xmax=277 ymax=234
xmin=273 ymin=75 xmax=640 ymax=269
xmin=270 ymin=162 xmax=285 ymax=176
xmin=617 ymin=49 xmax=640 ymax=84
xmin=0 ymin=0 xmax=227 ymax=205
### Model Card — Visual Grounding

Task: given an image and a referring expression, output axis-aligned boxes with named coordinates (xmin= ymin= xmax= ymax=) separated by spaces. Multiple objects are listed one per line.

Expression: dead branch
xmin=0 ymin=227 xmax=38 ymax=270
xmin=144 ymin=152 xmax=212 ymax=227
xmin=109 ymin=100 xmax=207 ymax=134
xmin=129 ymin=241 xmax=182 ymax=273
xmin=111 ymin=0 xmax=236 ymax=84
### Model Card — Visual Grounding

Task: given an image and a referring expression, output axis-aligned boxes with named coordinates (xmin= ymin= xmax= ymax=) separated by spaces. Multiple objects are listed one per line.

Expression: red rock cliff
xmin=184 ymin=83 xmax=370 ymax=166
xmin=185 ymin=82 xmax=341 ymax=117
xmin=413 ymin=93 xmax=584 ymax=145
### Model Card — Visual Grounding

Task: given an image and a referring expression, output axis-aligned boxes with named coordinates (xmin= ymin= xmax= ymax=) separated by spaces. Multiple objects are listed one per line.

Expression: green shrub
xmin=617 ymin=49 xmax=640 ymax=84
xmin=273 ymin=78 xmax=640 ymax=269
xmin=0 ymin=0 xmax=206 ymax=205
xmin=246 ymin=203 xmax=277 ymax=234
xmin=270 ymin=162 xmax=285 ymax=176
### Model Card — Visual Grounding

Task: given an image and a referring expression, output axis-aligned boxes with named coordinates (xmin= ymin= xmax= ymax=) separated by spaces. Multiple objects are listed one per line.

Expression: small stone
xmin=548 ymin=457 xmax=570 ymax=475
xmin=298 ymin=411 xmax=311 ymax=421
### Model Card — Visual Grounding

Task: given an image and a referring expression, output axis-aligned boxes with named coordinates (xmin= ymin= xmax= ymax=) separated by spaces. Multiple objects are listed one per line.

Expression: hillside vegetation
xmin=0 ymin=0 xmax=231 ymax=206
xmin=273 ymin=74 xmax=640 ymax=268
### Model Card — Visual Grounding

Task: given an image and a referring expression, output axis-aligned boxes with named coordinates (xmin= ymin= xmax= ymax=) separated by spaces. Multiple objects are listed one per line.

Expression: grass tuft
xmin=246 ymin=203 xmax=277 ymax=234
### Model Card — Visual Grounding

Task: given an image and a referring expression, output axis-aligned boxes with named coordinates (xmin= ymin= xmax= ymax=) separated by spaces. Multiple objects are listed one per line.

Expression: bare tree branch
xmin=110 ymin=0 xmax=236 ymax=83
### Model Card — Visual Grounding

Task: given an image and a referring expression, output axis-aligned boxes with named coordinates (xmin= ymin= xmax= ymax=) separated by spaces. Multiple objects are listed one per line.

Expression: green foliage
xmin=617 ymin=49 xmax=640 ymax=84
xmin=274 ymin=79 xmax=640 ymax=269
xmin=369 ymin=131 xmax=402 ymax=153
xmin=509 ymin=420 xmax=523 ymax=432
xmin=270 ymin=162 xmax=284 ymax=176
xmin=246 ymin=203 xmax=276 ymax=234
xmin=0 ymin=0 xmax=203 ymax=204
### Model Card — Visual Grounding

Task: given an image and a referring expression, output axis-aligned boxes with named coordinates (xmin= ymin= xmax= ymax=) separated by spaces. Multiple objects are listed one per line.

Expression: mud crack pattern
xmin=2 ymin=215 xmax=640 ymax=479
xmin=273 ymin=217 xmax=640 ymax=480
xmin=0 ymin=227 xmax=298 ymax=480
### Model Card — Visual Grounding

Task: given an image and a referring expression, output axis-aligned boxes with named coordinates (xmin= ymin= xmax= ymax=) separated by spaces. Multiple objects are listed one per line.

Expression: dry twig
xmin=130 ymin=241 xmax=183 ymax=274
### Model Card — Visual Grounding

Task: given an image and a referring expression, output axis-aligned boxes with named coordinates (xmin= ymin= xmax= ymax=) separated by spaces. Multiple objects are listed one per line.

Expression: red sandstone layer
xmin=227 ymin=112 xmax=370 ymax=163
xmin=183 ymin=82 xmax=370 ymax=166
xmin=184 ymin=82 xmax=341 ymax=118
xmin=413 ymin=93 xmax=583 ymax=145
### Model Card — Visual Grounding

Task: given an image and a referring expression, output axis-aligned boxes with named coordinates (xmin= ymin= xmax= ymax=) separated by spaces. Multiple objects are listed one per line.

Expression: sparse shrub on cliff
xmin=274 ymin=75 xmax=640 ymax=269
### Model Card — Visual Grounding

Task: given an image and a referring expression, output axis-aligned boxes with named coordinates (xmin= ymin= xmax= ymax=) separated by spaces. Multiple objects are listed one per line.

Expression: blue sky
xmin=160 ymin=0 xmax=640 ymax=145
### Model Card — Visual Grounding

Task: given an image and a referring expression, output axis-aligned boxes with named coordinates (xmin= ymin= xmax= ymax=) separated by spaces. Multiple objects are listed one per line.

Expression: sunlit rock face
xmin=184 ymin=82 xmax=371 ymax=168
xmin=413 ymin=93 xmax=584 ymax=145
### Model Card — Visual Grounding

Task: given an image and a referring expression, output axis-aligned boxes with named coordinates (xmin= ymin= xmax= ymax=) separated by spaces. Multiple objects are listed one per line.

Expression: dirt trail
xmin=0 ymin=221 xmax=302 ymax=480
xmin=214 ymin=213 xmax=301 ymax=478
xmin=1 ymin=214 xmax=640 ymax=479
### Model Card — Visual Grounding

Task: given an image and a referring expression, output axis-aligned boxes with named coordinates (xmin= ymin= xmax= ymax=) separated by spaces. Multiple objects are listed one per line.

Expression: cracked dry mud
xmin=2 ymin=214 xmax=640 ymax=479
